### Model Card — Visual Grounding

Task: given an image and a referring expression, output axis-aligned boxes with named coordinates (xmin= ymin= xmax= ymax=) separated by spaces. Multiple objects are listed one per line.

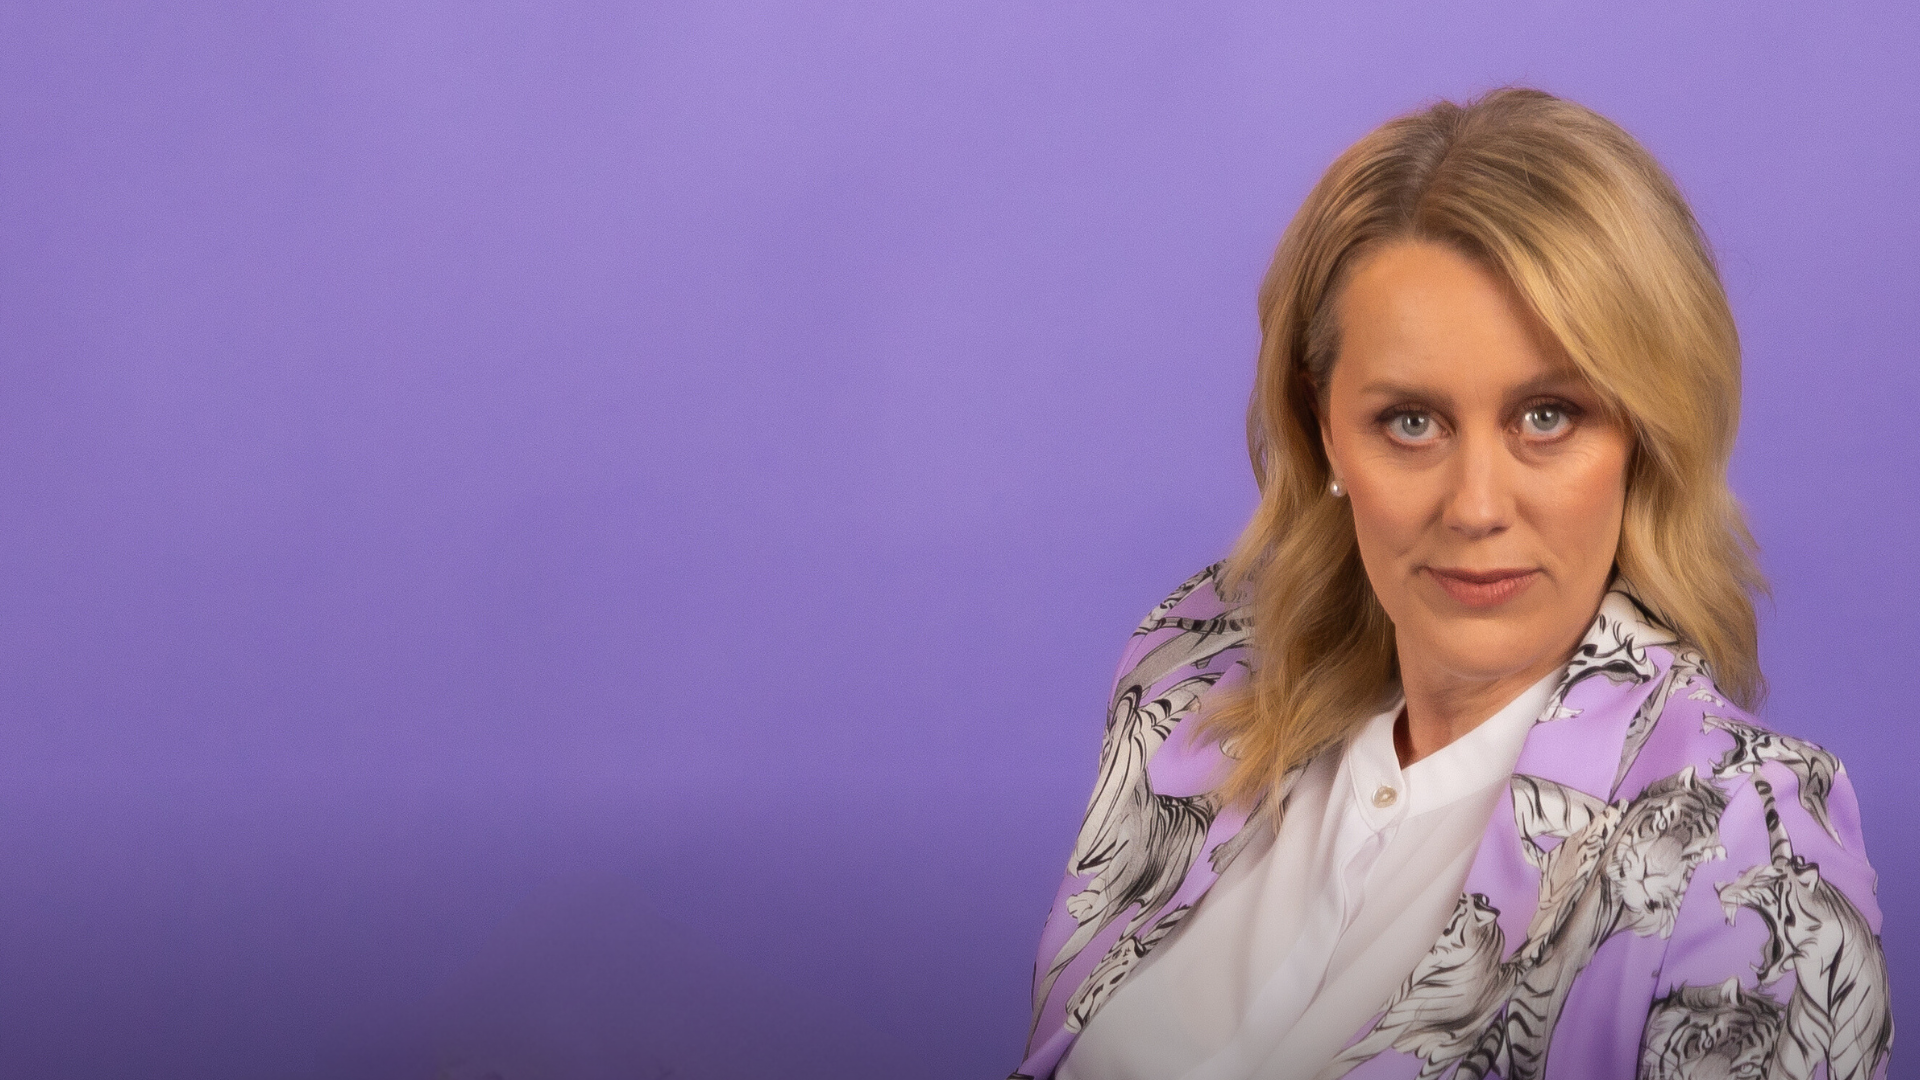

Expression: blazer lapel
xmin=1513 ymin=589 xmax=1677 ymax=801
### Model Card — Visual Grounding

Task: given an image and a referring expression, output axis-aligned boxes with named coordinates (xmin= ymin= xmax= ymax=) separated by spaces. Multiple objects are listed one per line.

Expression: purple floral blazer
xmin=1015 ymin=564 xmax=1890 ymax=1080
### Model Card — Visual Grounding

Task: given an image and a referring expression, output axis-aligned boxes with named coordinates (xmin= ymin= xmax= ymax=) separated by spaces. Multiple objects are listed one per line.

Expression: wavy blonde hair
xmin=1202 ymin=88 xmax=1766 ymax=810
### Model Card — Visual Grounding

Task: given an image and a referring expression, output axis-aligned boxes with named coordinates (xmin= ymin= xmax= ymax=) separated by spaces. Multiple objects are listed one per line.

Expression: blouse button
xmin=1372 ymin=785 xmax=1398 ymax=808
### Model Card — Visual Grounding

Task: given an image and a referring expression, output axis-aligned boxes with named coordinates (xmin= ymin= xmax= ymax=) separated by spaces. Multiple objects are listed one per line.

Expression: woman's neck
xmin=1393 ymin=653 xmax=1566 ymax=769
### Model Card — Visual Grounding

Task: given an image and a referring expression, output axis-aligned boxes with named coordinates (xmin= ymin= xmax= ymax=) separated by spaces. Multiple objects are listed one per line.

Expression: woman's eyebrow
xmin=1507 ymin=370 xmax=1587 ymax=397
xmin=1358 ymin=370 xmax=1586 ymax=395
xmin=1353 ymin=379 xmax=1445 ymax=402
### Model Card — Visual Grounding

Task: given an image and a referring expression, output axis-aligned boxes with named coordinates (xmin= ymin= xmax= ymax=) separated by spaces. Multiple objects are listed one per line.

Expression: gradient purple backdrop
xmin=0 ymin=2 xmax=1912 ymax=1077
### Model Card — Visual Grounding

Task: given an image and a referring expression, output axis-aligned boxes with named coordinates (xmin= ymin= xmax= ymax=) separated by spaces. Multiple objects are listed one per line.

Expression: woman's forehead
xmin=1334 ymin=243 xmax=1582 ymax=397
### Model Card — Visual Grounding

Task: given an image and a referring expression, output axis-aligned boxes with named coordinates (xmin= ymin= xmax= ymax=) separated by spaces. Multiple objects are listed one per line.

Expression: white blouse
xmin=1057 ymin=668 xmax=1562 ymax=1080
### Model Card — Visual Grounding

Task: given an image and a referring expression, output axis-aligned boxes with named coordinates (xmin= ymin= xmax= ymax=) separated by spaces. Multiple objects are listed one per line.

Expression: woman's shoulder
xmin=1617 ymin=639 xmax=1861 ymax=843
xmin=1104 ymin=562 xmax=1253 ymax=702
xmin=1658 ymin=694 xmax=1867 ymax=856
xmin=1130 ymin=561 xmax=1249 ymax=632
xmin=1579 ymin=594 xmax=1859 ymax=849
xmin=1617 ymin=646 xmax=1881 ymax=920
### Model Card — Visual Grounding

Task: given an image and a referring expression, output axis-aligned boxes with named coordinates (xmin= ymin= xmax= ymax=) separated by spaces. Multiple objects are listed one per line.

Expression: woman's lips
xmin=1424 ymin=567 xmax=1539 ymax=608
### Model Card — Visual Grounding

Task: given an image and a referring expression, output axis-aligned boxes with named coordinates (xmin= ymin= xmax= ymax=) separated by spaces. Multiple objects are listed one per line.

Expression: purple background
xmin=0 ymin=2 xmax=1913 ymax=1077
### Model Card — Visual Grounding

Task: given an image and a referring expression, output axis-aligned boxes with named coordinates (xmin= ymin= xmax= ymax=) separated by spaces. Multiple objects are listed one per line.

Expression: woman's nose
xmin=1442 ymin=430 xmax=1515 ymax=539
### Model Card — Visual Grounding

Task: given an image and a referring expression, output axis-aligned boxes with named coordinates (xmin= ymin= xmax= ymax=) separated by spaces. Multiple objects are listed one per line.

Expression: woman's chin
xmin=1400 ymin=618 xmax=1568 ymax=686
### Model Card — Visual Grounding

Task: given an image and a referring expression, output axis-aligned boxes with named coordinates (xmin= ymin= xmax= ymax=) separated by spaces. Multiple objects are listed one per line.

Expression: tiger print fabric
xmin=1014 ymin=566 xmax=1890 ymax=1080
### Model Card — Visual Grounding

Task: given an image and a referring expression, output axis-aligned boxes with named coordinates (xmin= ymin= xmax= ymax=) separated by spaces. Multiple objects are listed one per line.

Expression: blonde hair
xmin=1202 ymin=88 xmax=1765 ymax=810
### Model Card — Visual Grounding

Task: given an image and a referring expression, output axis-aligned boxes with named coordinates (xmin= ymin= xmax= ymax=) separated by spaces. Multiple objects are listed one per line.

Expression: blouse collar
xmin=1344 ymin=663 xmax=1564 ymax=825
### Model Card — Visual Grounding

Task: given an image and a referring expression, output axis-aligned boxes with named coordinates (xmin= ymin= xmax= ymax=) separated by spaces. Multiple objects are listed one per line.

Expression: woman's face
xmin=1320 ymin=241 xmax=1632 ymax=696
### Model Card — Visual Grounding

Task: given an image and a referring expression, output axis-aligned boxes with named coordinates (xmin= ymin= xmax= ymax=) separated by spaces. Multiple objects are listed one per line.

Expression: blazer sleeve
xmin=1015 ymin=563 xmax=1245 ymax=1079
xmin=1645 ymin=757 xmax=1891 ymax=1080
xmin=1021 ymin=598 xmax=1159 ymax=1014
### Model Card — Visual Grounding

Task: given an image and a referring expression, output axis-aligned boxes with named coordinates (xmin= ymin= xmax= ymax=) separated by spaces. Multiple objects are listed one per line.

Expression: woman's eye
xmin=1522 ymin=405 xmax=1571 ymax=436
xmin=1389 ymin=413 xmax=1437 ymax=442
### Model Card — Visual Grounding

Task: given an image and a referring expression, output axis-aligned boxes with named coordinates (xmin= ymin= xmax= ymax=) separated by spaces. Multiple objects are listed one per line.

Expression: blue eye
xmin=1391 ymin=413 xmax=1436 ymax=442
xmin=1523 ymin=405 xmax=1570 ymax=436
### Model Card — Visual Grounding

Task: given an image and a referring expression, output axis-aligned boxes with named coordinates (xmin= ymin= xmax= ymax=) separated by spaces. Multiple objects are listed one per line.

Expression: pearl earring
xmin=1329 ymin=478 xmax=1345 ymax=497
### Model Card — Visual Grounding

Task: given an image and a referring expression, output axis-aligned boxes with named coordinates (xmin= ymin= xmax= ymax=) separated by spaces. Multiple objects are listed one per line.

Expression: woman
xmin=1014 ymin=89 xmax=1890 ymax=1080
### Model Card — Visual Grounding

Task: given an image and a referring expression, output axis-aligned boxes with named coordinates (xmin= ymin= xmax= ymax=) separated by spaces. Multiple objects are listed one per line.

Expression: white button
xmin=1372 ymin=785 xmax=1398 ymax=808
